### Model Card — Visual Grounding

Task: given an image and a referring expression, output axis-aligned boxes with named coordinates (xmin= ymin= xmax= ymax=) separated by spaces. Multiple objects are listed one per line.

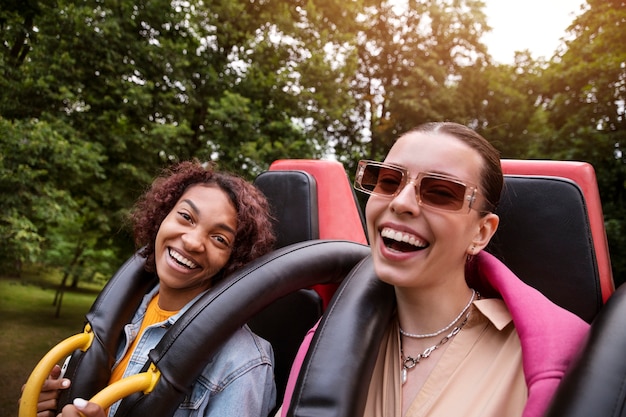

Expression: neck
xmin=395 ymin=283 xmax=475 ymax=337
xmin=158 ymin=283 xmax=210 ymax=311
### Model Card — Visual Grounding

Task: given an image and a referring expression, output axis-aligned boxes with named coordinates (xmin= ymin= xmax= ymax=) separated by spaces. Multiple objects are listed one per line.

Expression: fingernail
xmin=61 ymin=379 xmax=70 ymax=388
xmin=73 ymin=398 xmax=88 ymax=409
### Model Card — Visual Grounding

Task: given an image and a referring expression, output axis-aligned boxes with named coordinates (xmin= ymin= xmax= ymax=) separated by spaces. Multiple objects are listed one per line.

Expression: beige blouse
xmin=364 ymin=299 xmax=527 ymax=417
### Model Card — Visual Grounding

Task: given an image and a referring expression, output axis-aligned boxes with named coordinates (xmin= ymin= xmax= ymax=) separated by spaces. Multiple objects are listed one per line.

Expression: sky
xmin=481 ymin=0 xmax=585 ymax=63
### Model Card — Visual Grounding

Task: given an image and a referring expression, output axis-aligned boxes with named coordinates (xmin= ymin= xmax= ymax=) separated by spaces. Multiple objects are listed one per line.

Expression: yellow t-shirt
xmin=109 ymin=294 xmax=179 ymax=384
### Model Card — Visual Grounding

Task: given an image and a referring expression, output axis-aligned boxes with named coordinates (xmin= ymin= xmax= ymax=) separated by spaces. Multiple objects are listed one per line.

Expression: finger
xmin=18 ymin=365 xmax=71 ymax=417
xmin=49 ymin=364 xmax=62 ymax=380
xmin=59 ymin=403 xmax=82 ymax=417
xmin=22 ymin=364 xmax=70 ymax=395
xmin=61 ymin=398 xmax=106 ymax=417
xmin=18 ymin=384 xmax=66 ymax=410
xmin=36 ymin=397 xmax=59 ymax=412
xmin=38 ymin=390 xmax=58 ymax=402
xmin=41 ymin=376 xmax=71 ymax=392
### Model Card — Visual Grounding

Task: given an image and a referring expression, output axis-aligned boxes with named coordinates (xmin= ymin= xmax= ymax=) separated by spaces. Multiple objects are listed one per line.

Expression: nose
xmin=181 ymin=229 xmax=205 ymax=252
xmin=390 ymin=178 xmax=421 ymax=215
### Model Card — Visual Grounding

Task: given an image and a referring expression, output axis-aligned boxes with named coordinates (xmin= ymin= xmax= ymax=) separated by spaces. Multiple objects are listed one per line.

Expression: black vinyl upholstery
xmin=487 ymin=175 xmax=602 ymax=323
xmin=253 ymin=170 xmax=319 ymax=248
xmin=287 ymin=256 xmax=394 ymax=417
xmin=285 ymin=173 xmax=606 ymax=417
xmin=57 ymin=253 xmax=158 ymax=408
xmin=544 ymin=283 xmax=626 ymax=417
xmin=250 ymin=170 xmax=325 ymax=405
xmin=113 ymin=240 xmax=369 ymax=417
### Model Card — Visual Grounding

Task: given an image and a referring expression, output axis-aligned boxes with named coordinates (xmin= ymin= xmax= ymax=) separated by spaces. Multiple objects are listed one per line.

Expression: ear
xmin=468 ymin=213 xmax=499 ymax=255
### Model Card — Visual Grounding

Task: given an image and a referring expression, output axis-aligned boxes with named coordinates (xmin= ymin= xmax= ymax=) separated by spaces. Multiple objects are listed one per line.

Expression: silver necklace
xmin=400 ymin=312 xmax=470 ymax=385
xmin=399 ymin=289 xmax=476 ymax=339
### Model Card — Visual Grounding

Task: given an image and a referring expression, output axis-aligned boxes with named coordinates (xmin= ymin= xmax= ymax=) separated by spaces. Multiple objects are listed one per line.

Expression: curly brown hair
xmin=129 ymin=160 xmax=276 ymax=278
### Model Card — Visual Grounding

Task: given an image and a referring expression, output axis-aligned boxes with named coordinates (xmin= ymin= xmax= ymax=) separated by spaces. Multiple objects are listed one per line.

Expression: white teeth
xmin=168 ymin=249 xmax=198 ymax=269
xmin=381 ymin=227 xmax=426 ymax=248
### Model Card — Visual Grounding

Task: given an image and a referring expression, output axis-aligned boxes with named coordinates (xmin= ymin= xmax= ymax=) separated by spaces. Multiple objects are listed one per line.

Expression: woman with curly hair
xmin=32 ymin=160 xmax=277 ymax=417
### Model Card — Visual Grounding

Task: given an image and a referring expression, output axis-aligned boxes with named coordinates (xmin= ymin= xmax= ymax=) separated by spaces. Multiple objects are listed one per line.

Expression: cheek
xmin=365 ymin=199 xmax=383 ymax=238
xmin=154 ymin=226 xmax=166 ymax=250
xmin=208 ymin=248 xmax=233 ymax=272
xmin=154 ymin=219 xmax=172 ymax=247
xmin=440 ymin=219 xmax=478 ymax=251
xmin=365 ymin=196 xmax=382 ymax=224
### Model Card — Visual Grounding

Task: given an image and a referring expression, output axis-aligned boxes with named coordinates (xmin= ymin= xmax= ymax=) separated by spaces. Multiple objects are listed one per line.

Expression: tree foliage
xmin=1 ymin=0 xmax=625 ymax=286
xmin=334 ymin=0 xmax=492 ymax=168
xmin=0 ymin=0 xmax=364 ymax=277
xmin=539 ymin=0 xmax=626 ymax=284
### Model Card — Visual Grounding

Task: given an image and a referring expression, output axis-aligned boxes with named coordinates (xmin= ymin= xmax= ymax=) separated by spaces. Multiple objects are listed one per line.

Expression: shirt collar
xmin=473 ymin=298 xmax=512 ymax=331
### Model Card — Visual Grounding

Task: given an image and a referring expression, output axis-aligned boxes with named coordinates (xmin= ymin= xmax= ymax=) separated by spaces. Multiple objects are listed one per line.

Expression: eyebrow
xmin=385 ymin=162 xmax=449 ymax=177
xmin=426 ymin=170 xmax=463 ymax=179
xmin=403 ymin=169 xmax=473 ymax=187
xmin=181 ymin=199 xmax=237 ymax=236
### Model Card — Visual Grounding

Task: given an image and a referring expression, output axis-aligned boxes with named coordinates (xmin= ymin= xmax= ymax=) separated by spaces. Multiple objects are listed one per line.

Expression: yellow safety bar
xmin=19 ymin=325 xmax=94 ymax=417
xmin=90 ymin=363 xmax=161 ymax=409
xmin=19 ymin=325 xmax=161 ymax=417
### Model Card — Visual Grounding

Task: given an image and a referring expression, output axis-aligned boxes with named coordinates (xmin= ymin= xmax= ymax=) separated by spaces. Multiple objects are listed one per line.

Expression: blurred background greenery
xmin=0 ymin=268 xmax=99 ymax=416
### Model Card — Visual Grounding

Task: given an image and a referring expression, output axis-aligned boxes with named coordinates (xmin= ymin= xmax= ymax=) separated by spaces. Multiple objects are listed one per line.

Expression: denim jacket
xmin=108 ymin=286 xmax=276 ymax=417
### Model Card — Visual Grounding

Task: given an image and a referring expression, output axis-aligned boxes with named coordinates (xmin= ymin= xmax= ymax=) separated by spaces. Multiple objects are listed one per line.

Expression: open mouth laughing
xmin=380 ymin=227 xmax=428 ymax=252
xmin=168 ymin=248 xmax=199 ymax=269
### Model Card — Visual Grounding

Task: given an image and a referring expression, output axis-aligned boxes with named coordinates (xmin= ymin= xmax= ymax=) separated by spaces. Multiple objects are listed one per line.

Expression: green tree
xmin=0 ymin=0 xmax=367 ymax=281
xmin=541 ymin=0 xmax=626 ymax=285
xmin=331 ymin=0 xmax=492 ymax=174
xmin=5 ymin=0 xmax=622 ymax=290
xmin=455 ymin=51 xmax=554 ymax=159
xmin=0 ymin=117 xmax=104 ymax=275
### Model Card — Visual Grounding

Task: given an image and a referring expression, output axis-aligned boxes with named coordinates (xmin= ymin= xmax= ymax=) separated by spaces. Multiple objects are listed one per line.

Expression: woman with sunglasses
xmin=280 ymin=122 xmax=589 ymax=417
xmin=28 ymin=161 xmax=277 ymax=417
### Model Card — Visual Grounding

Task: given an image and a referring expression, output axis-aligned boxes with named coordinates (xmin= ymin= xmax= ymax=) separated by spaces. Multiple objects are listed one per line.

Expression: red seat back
xmin=269 ymin=159 xmax=368 ymax=307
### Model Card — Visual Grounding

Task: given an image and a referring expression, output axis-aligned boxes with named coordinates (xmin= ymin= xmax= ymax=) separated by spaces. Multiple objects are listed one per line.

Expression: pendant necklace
xmin=399 ymin=289 xmax=478 ymax=385
xmin=400 ymin=313 xmax=470 ymax=385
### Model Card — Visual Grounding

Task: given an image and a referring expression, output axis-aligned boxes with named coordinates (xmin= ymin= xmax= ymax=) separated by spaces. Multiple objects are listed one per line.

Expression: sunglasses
xmin=354 ymin=160 xmax=490 ymax=213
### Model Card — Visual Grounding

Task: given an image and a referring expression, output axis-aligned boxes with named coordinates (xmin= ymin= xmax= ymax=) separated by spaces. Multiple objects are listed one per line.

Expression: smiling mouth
xmin=381 ymin=227 xmax=428 ymax=252
xmin=168 ymin=248 xmax=199 ymax=269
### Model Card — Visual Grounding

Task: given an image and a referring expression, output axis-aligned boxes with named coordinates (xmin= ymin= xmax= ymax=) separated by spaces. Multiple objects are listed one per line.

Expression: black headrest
xmin=254 ymin=170 xmax=319 ymax=249
xmin=486 ymin=175 xmax=602 ymax=323
xmin=251 ymin=169 xmax=324 ymax=411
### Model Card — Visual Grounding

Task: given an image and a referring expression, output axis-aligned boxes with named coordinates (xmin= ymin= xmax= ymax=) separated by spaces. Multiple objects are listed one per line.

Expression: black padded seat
xmin=487 ymin=175 xmax=602 ymax=323
xmin=250 ymin=170 xmax=324 ymax=409
xmin=544 ymin=283 xmax=626 ymax=417
xmin=247 ymin=289 xmax=321 ymax=404
xmin=253 ymin=170 xmax=319 ymax=248
xmin=285 ymin=173 xmax=607 ymax=417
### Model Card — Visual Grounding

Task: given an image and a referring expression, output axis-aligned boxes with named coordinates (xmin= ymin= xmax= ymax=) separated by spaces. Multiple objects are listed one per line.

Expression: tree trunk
xmin=53 ymin=242 xmax=85 ymax=318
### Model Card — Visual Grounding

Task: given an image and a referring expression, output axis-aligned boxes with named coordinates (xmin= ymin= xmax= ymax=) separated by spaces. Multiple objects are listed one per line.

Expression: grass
xmin=0 ymin=269 xmax=101 ymax=416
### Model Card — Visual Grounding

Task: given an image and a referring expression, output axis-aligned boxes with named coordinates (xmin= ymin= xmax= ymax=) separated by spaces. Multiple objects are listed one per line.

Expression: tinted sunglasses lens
xmin=361 ymin=164 xmax=403 ymax=196
xmin=419 ymin=177 xmax=467 ymax=210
